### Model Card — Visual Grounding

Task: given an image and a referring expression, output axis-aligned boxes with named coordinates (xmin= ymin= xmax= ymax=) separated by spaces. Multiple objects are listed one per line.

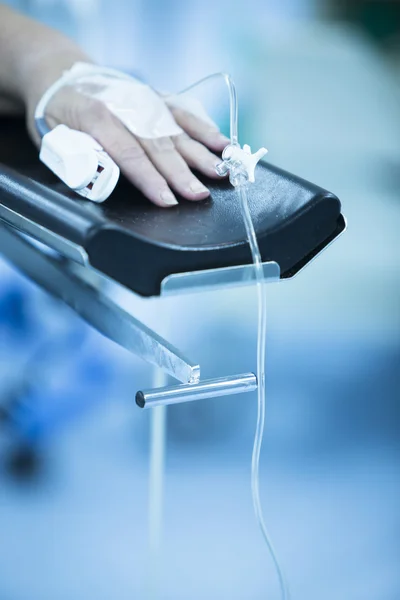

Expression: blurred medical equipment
xmin=0 ymin=71 xmax=345 ymax=598
xmin=0 ymin=270 xmax=115 ymax=478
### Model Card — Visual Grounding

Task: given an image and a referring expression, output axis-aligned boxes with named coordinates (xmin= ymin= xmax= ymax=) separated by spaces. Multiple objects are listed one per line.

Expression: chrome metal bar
xmin=0 ymin=223 xmax=200 ymax=383
xmin=136 ymin=372 xmax=257 ymax=409
xmin=0 ymin=203 xmax=89 ymax=265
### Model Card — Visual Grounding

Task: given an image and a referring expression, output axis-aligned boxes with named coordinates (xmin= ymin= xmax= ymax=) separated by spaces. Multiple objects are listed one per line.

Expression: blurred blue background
xmin=0 ymin=0 xmax=399 ymax=599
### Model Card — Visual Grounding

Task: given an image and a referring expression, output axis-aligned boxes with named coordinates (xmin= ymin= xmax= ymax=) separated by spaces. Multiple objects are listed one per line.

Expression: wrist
xmin=21 ymin=44 xmax=92 ymax=143
xmin=19 ymin=44 xmax=91 ymax=112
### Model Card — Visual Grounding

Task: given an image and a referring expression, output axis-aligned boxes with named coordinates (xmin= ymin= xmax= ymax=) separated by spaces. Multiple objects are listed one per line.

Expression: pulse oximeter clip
xmin=34 ymin=66 xmax=126 ymax=202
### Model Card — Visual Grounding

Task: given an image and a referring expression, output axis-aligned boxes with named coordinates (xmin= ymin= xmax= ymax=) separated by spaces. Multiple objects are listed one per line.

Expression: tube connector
xmin=216 ymin=143 xmax=268 ymax=186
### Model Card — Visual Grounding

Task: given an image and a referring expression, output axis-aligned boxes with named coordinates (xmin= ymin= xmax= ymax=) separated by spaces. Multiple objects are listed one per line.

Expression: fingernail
xmin=189 ymin=180 xmax=209 ymax=195
xmin=160 ymin=190 xmax=178 ymax=206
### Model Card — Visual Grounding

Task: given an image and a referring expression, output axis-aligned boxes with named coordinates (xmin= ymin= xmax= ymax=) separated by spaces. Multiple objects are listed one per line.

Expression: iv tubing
xmin=177 ymin=73 xmax=288 ymax=599
xmin=172 ymin=73 xmax=238 ymax=146
xmin=238 ymin=184 xmax=289 ymax=600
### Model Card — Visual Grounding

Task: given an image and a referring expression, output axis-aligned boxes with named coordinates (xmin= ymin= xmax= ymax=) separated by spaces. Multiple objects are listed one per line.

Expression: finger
xmin=76 ymin=98 xmax=179 ymax=207
xmin=139 ymin=136 xmax=210 ymax=201
xmin=168 ymin=106 xmax=229 ymax=152
xmin=173 ymin=133 xmax=225 ymax=179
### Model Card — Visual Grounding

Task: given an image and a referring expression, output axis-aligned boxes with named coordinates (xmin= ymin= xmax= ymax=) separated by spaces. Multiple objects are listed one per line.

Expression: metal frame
xmin=0 ymin=210 xmax=346 ymax=409
xmin=0 ymin=203 xmax=89 ymax=265
xmin=0 ymin=223 xmax=200 ymax=384
xmin=0 ymin=222 xmax=270 ymax=407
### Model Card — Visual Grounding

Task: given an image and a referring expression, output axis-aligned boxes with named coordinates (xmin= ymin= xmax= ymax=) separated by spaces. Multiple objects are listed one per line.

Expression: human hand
xmin=28 ymin=79 xmax=229 ymax=207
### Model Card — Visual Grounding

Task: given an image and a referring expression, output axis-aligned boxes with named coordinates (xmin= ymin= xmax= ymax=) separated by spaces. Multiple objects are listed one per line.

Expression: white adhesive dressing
xmin=35 ymin=62 xmax=221 ymax=143
xmin=73 ymin=74 xmax=184 ymax=139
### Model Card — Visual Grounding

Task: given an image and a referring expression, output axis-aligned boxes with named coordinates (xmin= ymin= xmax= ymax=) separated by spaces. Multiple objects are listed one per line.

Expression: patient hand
xmin=30 ymin=80 xmax=229 ymax=207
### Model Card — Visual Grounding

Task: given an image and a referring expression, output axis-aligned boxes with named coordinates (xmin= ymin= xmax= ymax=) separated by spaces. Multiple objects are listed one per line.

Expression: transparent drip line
xmin=148 ymin=73 xmax=289 ymax=600
xmin=239 ymin=184 xmax=289 ymax=600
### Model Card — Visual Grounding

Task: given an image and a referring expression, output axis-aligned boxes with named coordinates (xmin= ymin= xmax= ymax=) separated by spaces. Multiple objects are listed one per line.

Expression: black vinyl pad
xmin=0 ymin=117 xmax=344 ymax=297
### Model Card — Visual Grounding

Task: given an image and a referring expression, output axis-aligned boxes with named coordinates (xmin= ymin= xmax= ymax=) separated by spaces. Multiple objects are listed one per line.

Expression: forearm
xmin=0 ymin=4 xmax=90 ymax=113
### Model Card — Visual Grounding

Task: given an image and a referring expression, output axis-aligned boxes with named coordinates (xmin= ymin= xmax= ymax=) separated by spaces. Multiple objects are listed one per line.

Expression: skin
xmin=0 ymin=4 xmax=229 ymax=207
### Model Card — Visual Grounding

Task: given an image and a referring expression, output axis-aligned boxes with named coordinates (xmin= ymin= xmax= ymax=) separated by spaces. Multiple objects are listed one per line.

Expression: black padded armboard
xmin=0 ymin=117 xmax=344 ymax=296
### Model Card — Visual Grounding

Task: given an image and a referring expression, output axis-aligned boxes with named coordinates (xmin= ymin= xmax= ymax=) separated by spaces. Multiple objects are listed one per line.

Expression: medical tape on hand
xmin=35 ymin=62 xmax=184 ymax=140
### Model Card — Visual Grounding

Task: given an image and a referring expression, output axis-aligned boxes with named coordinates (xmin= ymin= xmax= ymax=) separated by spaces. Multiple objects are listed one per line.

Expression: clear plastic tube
xmin=238 ymin=184 xmax=289 ymax=600
xmin=174 ymin=73 xmax=238 ymax=147
xmin=178 ymin=73 xmax=289 ymax=599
